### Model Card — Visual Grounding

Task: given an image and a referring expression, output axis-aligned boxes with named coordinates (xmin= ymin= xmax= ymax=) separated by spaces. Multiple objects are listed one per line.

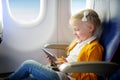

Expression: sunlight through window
xmin=7 ymin=0 xmax=46 ymax=25
xmin=71 ymin=0 xmax=86 ymax=15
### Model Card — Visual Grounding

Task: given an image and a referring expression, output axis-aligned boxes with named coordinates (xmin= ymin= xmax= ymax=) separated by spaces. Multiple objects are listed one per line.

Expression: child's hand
xmin=46 ymin=55 xmax=53 ymax=65
xmin=55 ymin=56 xmax=67 ymax=65
xmin=46 ymin=52 xmax=57 ymax=65
xmin=56 ymin=56 xmax=67 ymax=68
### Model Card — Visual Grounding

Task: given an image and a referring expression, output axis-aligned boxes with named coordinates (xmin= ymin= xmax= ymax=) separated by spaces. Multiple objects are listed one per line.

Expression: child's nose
xmin=73 ymin=30 xmax=77 ymax=35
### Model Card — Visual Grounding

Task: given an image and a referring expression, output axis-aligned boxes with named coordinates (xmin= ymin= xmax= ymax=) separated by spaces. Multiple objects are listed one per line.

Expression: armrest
xmin=59 ymin=61 xmax=120 ymax=77
xmin=44 ymin=43 xmax=69 ymax=50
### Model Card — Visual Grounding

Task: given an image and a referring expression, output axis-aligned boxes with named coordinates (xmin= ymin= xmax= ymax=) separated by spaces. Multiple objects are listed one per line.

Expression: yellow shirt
xmin=66 ymin=39 xmax=104 ymax=80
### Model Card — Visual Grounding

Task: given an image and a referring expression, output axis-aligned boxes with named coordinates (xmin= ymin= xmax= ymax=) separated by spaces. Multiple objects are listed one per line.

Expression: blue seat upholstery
xmin=100 ymin=20 xmax=120 ymax=62
xmin=93 ymin=0 xmax=120 ymax=79
xmin=109 ymin=68 xmax=120 ymax=80
xmin=99 ymin=25 xmax=120 ymax=79
xmin=109 ymin=44 xmax=120 ymax=80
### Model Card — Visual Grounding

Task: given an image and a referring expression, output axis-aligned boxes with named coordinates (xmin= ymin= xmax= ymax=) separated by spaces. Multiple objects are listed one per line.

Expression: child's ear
xmin=89 ymin=24 xmax=95 ymax=32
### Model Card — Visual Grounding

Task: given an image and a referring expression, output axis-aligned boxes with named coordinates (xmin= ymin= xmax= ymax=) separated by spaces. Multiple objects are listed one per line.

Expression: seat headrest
xmin=100 ymin=19 xmax=120 ymax=61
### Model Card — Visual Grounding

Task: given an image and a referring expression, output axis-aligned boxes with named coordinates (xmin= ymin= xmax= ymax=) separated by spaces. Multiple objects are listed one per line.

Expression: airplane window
xmin=71 ymin=0 xmax=86 ymax=15
xmin=7 ymin=0 xmax=46 ymax=25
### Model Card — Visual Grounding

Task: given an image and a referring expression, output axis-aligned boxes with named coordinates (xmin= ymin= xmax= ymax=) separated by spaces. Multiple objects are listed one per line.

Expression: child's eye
xmin=74 ymin=28 xmax=79 ymax=31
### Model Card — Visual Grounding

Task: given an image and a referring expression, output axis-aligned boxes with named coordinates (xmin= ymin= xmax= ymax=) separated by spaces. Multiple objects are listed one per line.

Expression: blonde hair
xmin=69 ymin=9 xmax=101 ymax=37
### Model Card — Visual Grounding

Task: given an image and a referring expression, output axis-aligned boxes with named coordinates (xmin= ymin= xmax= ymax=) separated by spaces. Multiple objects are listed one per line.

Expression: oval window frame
xmin=7 ymin=0 xmax=46 ymax=26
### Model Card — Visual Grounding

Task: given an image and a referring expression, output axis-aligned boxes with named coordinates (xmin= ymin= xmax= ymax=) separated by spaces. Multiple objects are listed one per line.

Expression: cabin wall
xmin=0 ymin=0 xmax=72 ymax=73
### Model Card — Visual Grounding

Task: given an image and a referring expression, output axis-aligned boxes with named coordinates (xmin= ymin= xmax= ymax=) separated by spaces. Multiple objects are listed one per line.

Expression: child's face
xmin=72 ymin=21 xmax=94 ymax=42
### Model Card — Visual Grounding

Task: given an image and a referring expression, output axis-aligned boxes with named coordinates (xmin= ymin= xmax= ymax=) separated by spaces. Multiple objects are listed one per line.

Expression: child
xmin=5 ymin=9 xmax=104 ymax=80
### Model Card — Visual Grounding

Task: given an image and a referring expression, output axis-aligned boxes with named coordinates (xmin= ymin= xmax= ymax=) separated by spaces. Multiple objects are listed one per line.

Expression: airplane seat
xmin=97 ymin=0 xmax=120 ymax=79
xmin=99 ymin=10 xmax=120 ymax=64
xmin=110 ymin=43 xmax=120 ymax=79
xmin=109 ymin=68 xmax=120 ymax=80
xmin=102 ymin=17 xmax=120 ymax=80
xmin=98 ymin=14 xmax=120 ymax=65
xmin=98 ymin=19 xmax=120 ymax=80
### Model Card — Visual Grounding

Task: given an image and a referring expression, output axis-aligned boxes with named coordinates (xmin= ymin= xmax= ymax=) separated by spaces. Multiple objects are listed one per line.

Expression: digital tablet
xmin=42 ymin=48 xmax=57 ymax=65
